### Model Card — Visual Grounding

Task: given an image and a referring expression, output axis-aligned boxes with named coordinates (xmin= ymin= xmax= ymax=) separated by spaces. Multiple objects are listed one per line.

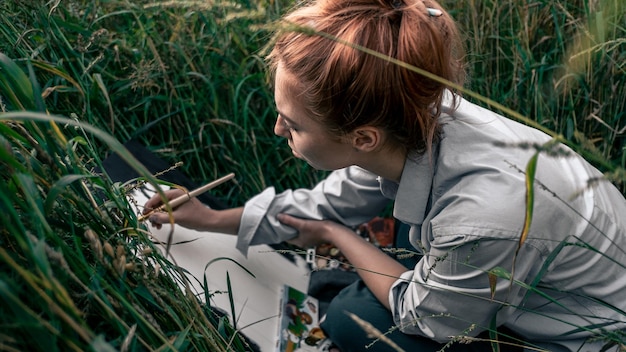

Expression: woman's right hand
xmin=142 ymin=188 xmax=213 ymax=230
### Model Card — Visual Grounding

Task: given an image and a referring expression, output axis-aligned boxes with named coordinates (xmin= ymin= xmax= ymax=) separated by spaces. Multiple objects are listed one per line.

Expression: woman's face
xmin=273 ymin=64 xmax=355 ymax=171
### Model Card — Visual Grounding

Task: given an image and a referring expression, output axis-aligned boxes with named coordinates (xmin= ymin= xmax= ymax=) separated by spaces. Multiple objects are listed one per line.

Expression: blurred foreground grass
xmin=0 ymin=55 xmax=257 ymax=351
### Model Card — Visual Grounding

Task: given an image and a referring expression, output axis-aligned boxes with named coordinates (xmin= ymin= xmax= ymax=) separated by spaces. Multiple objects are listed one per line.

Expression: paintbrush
xmin=138 ymin=172 xmax=235 ymax=222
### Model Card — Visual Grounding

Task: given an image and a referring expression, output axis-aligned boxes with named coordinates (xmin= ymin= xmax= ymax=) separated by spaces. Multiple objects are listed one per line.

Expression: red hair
xmin=268 ymin=0 xmax=466 ymax=155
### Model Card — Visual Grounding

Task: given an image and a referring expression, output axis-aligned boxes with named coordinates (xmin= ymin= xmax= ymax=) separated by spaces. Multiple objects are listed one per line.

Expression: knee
xmin=320 ymin=281 xmax=397 ymax=352
xmin=322 ymin=296 xmax=374 ymax=351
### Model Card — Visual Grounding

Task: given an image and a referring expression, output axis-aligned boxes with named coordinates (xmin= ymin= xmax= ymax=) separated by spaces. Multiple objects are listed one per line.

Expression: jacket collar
xmin=380 ymin=150 xmax=436 ymax=225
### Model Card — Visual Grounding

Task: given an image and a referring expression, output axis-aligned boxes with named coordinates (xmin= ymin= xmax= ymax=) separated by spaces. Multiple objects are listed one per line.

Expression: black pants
xmin=319 ymin=222 xmax=524 ymax=352
xmin=319 ymin=280 xmax=524 ymax=352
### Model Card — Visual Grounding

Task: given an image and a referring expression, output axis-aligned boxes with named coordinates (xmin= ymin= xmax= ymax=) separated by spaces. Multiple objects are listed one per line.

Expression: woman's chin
xmin=290 ymin=150 xmax=325 ymax=170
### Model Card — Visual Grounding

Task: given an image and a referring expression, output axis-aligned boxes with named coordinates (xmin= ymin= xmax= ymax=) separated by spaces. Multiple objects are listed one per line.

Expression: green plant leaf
xmin=44 ymin=174 xmax=95 ymax=215
xmin=89 ymin=334 xmax=118 ymax=352
xmin=0 ymin=52 xmax=35 ymax=110
xmin=171 ymin=323 xmax=192 ymax=350
xmin=15 ymin=172 xmax=51 ymax=236
xmin=488 ymin=270 xmax=498 ymax=301
xmin=203 ymin=257 xmax=255 ymax=279
xmin=226 ymin=271 xmax=236 ymax=331
xmin=489 ymin=314 xmax=500 ymax=352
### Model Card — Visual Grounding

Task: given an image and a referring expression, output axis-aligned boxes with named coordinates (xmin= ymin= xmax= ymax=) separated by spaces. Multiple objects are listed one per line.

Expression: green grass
xmin=2 ymin=0 xmax=623 ymax=198
xmin=454 ymin=0 xmax=626 ymax=180
xmin=1 ymin=0 xmax=320 ymax=206
xmin=1 ymin=0 xmax=625 ymax=351
xmin=0 ymin=54 xmax=257 ymax=351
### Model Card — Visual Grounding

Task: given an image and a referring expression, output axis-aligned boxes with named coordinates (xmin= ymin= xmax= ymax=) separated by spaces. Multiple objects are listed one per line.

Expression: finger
xmin=143 ymin=192 xmax=170 ymax=212
xmin=150 ymin=221 xmax=162 ymax=230
xmin=143 ymin=189 xmax=183 ymax=214
xmin=276 ymin=213 xmax=300 ymax=228
xmin=143 ymin=194 xmax=163 ymax=213
xmin=148 ymin=212 xmax=174 ymax=226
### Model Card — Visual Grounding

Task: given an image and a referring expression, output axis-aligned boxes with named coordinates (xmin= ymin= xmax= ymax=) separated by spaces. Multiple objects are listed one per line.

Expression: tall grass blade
xmin=520 ymin=152 xmax=539 ymax=252
xmin=0 ymin=53 xmax=36 ymax=110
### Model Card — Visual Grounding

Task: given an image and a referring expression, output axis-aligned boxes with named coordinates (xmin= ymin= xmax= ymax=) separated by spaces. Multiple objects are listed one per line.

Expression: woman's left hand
xmin=276 ymin=213 xmax=354 ymax=248
xmin=277 ymin=213 xmax=407 ymax=310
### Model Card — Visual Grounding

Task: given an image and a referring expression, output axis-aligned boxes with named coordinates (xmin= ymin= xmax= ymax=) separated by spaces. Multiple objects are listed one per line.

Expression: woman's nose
xmin=274 ymin=115 xmax=289 ymax=138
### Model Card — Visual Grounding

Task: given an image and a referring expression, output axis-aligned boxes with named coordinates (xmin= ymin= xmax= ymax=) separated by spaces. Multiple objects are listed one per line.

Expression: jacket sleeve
xmin=389 ymin=234 xmax=543 ymax=342
xmin=236 ymin=166 xmax=391 ymax=255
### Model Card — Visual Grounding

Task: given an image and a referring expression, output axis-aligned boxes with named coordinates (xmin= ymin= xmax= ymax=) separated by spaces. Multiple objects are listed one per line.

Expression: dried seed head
xmin=0 ymin=134 xmax=13 ymax=158
xmin=104 ymin=242 xmax=114 ymax=258
xmin=154 ymin=263 xmax=161 ymax=277
xmin=116 ymin=245 xmax=125 ymax=258
xmin=124 ymin=262 xmax=136 ymax=272
xmin=121 ymin=324 xmax=137 ymax=352
xmin=115 ymin=255 xmax=126 ymax=276
xmin=131 ymin=303 xmax=162 ymax=333
xmin=85 ymin=229 xmax=103 ymax=262
xmin=346 ymin=311 xmax=406 ymax=352
xmin=84 ymin=228 xmax=97 ymax=243
xmin=107 ymin=294 xmax=121 ymax=309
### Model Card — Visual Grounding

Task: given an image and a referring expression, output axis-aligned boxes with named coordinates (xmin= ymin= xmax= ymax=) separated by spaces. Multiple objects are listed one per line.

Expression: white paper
xmin=131 ymin=187 xmax=311 ymax=351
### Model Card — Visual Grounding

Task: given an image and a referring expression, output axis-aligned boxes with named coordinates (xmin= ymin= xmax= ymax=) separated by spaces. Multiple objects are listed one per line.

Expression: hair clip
xmin=392 ymin=0 xmax=403 ymax=9
xmin=426 ymin=8 xmax=443 ymax=17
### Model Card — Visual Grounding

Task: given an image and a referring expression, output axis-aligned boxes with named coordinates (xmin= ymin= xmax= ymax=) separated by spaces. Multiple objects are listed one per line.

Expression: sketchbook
xmin=276 ymin=285 xmax=322 ymax=352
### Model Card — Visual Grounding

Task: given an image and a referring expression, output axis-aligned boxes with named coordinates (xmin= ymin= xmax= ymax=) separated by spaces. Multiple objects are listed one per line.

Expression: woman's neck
xmin=356 ymin=146 xmax=406 ymax=183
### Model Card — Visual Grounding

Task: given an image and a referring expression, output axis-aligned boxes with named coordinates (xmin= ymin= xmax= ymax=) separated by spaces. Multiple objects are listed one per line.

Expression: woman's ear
xmin=351 ymin=126 xmax=383 ymax=152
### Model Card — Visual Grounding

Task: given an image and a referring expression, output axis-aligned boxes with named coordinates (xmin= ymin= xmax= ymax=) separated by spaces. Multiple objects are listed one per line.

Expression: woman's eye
xmin=283 ymin=120 xmax=296 ymax=132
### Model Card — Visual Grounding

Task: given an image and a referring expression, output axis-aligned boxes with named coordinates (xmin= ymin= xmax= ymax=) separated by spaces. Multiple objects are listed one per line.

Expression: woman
xmin=144 ymin=0 xmax=626 ymax=351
